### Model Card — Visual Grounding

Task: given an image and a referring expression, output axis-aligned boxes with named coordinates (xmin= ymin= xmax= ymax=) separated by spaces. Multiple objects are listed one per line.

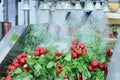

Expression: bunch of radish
xmin=2 ymin=52 xmax=29 ymax=80
xmin=70 ymin=40 xmax=87 ymax=59
xmin=1 ymin=46 xmax=48 ymax=80
xmin=87 ymin=60 xmax=108 ymax=75
xmin=34 ymin=46 xmax=47 ymax=56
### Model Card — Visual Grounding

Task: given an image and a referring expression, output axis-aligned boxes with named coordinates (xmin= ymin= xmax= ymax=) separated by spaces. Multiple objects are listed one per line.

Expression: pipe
xmin=22 ymin=0 xmax=31 ymax=25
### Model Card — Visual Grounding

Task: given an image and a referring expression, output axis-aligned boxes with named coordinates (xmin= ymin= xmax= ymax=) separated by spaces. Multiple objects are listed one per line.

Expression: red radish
xmin=91 ymin=60 xmax=99 ymax=68
xmin=56 ymin=68 xmax=61 ymax=74
xmin=99 ymin=63 xmax=106 ymax=70
xmin=19 ymin=58 xmax=26 ymax=65
xmin=35 ymin=46 xmax=40 ymax=51
xmin=23 ymin=68 xmax=29 ymax=72
xmin=8 ymin=65 xmax=12 ymax=70
xmin=6 ymin=75 xmax=12 ymax=80
xmin=13 ymin=59 xmax=19 ymax=63
xmin=82 ymin=48 xmax=87 ymax=54
xmin=106 ymin=48 xmax=110 ymax=53
xmin=72 ymin=53 xmax=78 ymax=59
xmin=55 ymin=51 xmax=60 ymax=56
xmin=108 ymin=51 xmax=113 ymax=57
xmin=12 ymin=62 xmax=19 ymax=67
xmin=79 ymin=43 xmax=85 ymax=49
xmin=55 ymin=51 xmax=63 ymax=58
xmin=21 ymin=52 xmax=27 ymax=57
xmin=40 ymin=47 xmax=45 ymax=54
xmin=104 ymin=65 xmax=108 ymax=71
xmin=10 ymin=66 xmax=16 ymax=70
xmin=64 ymin=75 xmax=68 ymax=79
xmin=72 ymin=40 xmax=78 ymax=45
xmin=17 ymin=55 xmax=22 ymax=60
xmin=58 ymin=53 xmax=63 ymax=57
xmin=87 ymin=65 xmax=94 ymax=72
xmin=58 ymin=63 xmax=62 ymax=68
xmin=35 ymin=51 xmax=40 ymax=56
xmin=77 ymin=50 xmax=82 ymax=56
xmin=71 ymin=45 xmax=76 ymax=50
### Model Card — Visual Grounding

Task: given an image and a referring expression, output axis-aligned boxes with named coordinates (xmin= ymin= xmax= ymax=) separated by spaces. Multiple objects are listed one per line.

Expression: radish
xmin=72 ymin=40 xmax=78 ymax=45
xmin=19 ymin=58 xmax=26 ymax=65
xmin=12 ymin=62 xmax=19 ymax=67
xmin=56 ymin=68 xmax=61 ymax=74
xmin=10 ymin=66 xmax=16 ymax=70
xmin=108 ymin=51 xmax=113 ymax=57
xmin=13 ymin=59 xmax=19 ymax=63
xmin=77 ymin=50 xmax=82 ymax=56
xmin=35 ymin=51 xmax=40 ymax=56
xmin=35 ymin=46 xmax=40 ymax=51
xmin=17 ymin=55 xmax=22 ymax=60
xmin=21 ymin=52 xmax=27 ymax=57
xmin=40 ymin=47 xmax=45 ymax=54
xmin=23 ymin=68 xmax=29 ymax=72
xmin=82 ymin=48 xmax=87 ymax=54
xmin=55 ymin=51 xmax=59 ymax=56
xmin=79 ymin=43 xmax=85 ymax=49
xmin=99 ymin=63 xmax=106 ymax=70
xmin=106 ymin=48 xmax=110 ymax=53
xmin=72 ymin=53 xmax=78 ymax=59
xmin=58 ymin=63 xmax=62 ymax=69
xmin=64 ymin=75 xmax=68 ymax=79
xmin=71 ymin=45 xmax=76 ymax=50
xmin=87 ymin=65 xmax=94 ymax=72
xmin=6 ymin=75 xmax=12 ymax=80
xmin=8 ymin=65 xmax=12 ymax=70
xmin=91 ymin=60 xmax=99 ymax=68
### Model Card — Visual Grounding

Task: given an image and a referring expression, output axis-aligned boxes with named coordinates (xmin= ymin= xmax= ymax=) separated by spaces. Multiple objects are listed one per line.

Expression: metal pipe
xmin=22 ymin=0 xmax=30 ymax=25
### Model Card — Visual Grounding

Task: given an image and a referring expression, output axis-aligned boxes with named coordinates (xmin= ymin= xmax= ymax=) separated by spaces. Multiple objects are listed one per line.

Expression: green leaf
xmin=10 ymin=68 xmax=22 ymax=76
xmin=47 ymin=61 xmax=54 ymax=68
xmin=14 ymin=68 xmax=22 ymax=74
xmin=38 ymin=55 xmax=47 ymax=65
xmin=64 ymin=53 xmax=71 ymax=61
xmin=34 ymin=64 xmax=42 ymax=71
xmin=46 ymin=53 xmax=55 ymax=60
xmin=13 ymin=72 xmax=33 ymax=80
xmin=59 ymin=71 xmax=65 ymax=79
xmin=26 ymin=57 xmax=36 ymax=65
xmin=10 ymin=34 xmax=19 ymax=41
xmin=77 ymin=64 xmax=84 ymax=72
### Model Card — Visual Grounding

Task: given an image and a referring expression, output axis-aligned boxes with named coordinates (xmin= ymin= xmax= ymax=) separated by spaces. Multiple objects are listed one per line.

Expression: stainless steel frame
xmin=0 ymin=25 xmax=29 ymax=70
